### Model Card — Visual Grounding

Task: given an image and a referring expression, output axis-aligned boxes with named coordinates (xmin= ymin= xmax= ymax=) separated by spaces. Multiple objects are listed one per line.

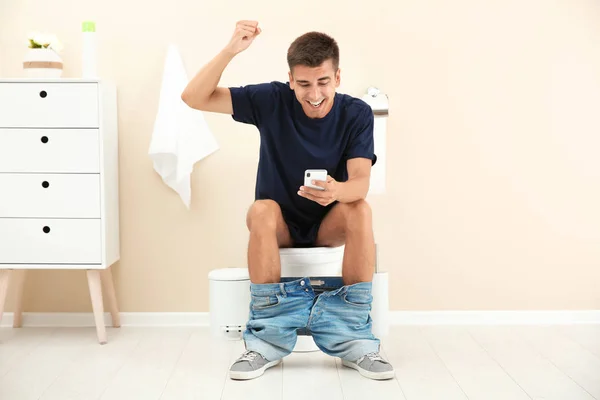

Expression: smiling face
xmin=289 ymin=59 xmax=341 ymax=119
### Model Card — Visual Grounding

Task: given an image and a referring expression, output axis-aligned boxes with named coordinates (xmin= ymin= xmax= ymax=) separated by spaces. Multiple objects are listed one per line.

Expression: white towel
xmin=148 ymin=44 xmax=219 ymax=209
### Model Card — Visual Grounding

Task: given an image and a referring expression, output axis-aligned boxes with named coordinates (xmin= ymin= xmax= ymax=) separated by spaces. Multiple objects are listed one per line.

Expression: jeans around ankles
xmin=243 ymin=277 xmax=380 ymax=362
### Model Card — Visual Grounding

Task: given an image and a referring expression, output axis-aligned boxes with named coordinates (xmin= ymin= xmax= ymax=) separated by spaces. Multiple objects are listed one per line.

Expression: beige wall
xmin=1 ymin=0 xmax=599 ymax=313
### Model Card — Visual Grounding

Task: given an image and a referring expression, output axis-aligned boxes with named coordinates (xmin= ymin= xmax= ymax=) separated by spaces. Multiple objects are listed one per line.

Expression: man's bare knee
xmin=349 ymin=199 xmax=371 ymax=217
xmin=246 ymin=200 xmax=282 ymax=231
xmin=317 ymin=200 xmax=370 ymax=247
xmin=334 ymin=199 xmax=370 ymax=217
xmin=341 ymin=200 xmax=372 ymax=231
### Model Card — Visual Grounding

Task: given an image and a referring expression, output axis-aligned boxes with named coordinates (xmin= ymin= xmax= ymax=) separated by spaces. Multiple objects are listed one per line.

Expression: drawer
xmin=0 ymin=174 xmax=100 ymax=218
xmin=0 ymin=218 xmax=102 ymax=264
xmin=0 ymin=129 xmax=100 ymax=173
xmin=0 ymin=82 xmax=99 ymax=128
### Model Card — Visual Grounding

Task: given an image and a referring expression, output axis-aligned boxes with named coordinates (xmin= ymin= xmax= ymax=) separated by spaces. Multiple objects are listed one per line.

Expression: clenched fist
xmin=225 ymin=20 xmax=261 ymax=55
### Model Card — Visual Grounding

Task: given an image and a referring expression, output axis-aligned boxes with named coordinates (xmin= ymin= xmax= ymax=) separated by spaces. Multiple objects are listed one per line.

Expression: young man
xmin=182 ymin=20 xmax=394 ymax=381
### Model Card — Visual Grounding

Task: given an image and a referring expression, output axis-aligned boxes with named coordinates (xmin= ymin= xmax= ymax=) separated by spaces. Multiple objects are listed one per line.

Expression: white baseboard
xmin=2 ymin=310 xmax=600 ymax=328
xmin=0 ymin=312 xmax=210 ymax=327
xmin=389 ymin=310 xmax=600 ymax=325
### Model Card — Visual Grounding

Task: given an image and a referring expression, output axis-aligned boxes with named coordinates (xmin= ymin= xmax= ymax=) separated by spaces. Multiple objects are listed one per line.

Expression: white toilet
xmin=208 ymin=245 xmax=389 ymax=352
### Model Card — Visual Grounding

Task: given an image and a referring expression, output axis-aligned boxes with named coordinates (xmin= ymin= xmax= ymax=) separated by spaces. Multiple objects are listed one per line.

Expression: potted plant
xmin=23 ymin=32 xmax=64 ymax=78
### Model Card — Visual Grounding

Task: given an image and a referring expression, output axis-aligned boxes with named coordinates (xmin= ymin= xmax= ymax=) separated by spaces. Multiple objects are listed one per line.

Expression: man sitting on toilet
xmin=182 ymin=20 xmax=394 ymax=381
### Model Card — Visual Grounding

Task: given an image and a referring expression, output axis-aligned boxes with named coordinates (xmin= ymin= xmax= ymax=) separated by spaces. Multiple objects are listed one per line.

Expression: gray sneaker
xmin=342 ymin=352 xmax=395 ymax=380
xmin=229 ymin=350 xmax=281 ymax=380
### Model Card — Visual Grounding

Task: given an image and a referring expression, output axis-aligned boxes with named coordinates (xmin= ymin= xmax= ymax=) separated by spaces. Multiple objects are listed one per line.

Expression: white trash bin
xmin=208 ymin=267 xmax=251 ymax=340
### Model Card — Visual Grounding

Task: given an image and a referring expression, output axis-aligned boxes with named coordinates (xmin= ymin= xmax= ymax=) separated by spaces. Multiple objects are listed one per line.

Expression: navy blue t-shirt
xmin=229 ymin=81 xmax=376 ymax=226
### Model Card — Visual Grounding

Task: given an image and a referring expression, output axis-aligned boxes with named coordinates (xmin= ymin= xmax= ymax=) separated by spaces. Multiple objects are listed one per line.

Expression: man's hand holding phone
xmin=298 ymin=169 xmax=339 ymax=206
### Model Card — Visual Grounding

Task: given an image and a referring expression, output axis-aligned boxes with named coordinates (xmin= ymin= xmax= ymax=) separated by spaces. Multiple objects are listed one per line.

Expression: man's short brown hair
xmin=287 ymin=32 xmax=339 ymax=72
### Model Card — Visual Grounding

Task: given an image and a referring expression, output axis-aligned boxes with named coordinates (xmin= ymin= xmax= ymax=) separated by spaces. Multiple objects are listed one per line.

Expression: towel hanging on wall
xmin=148 ymin=43 xmax=219 ymax=209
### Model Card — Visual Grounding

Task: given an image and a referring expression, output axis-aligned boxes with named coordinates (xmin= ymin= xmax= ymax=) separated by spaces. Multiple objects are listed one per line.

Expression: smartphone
xmin=304 ymin=169 xmax=327 ymax=191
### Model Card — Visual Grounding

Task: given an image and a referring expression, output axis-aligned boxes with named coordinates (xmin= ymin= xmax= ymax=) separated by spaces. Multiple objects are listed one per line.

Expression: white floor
xmin=1 ymin=325 xmax=599 ymax=400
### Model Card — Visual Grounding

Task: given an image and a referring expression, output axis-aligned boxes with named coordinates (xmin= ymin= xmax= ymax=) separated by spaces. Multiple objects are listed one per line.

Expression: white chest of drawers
xmin=0 ymin=79 xmax=121 ymax=344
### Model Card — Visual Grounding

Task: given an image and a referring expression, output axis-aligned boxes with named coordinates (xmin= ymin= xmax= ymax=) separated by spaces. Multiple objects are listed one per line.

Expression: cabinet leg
xmin=100 ymin=266 xmax=120 ymax=328
xmin=0 ymin=270 xmax=10 ymax=327
xmin=86 ymin=270 xmax=107 ymax=344
xmin=12 ymin=270 xmax=26 ymax=328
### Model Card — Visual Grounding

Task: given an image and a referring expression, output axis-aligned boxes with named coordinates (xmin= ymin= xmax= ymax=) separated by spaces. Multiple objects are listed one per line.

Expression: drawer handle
xmin=40 ymin=90 xmax=47 ymax=98
xmin=41 ymin=136 xmax=49 ymax=143
xmin=43 ymin=226 xmax=51 ymax=233
xmin=42 ymin=181 xmax=50 ymax=188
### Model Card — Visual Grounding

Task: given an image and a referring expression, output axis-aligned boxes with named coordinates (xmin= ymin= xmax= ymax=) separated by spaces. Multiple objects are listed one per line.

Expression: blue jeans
xmin=243 ymin=277 xmax=380 ymax=362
